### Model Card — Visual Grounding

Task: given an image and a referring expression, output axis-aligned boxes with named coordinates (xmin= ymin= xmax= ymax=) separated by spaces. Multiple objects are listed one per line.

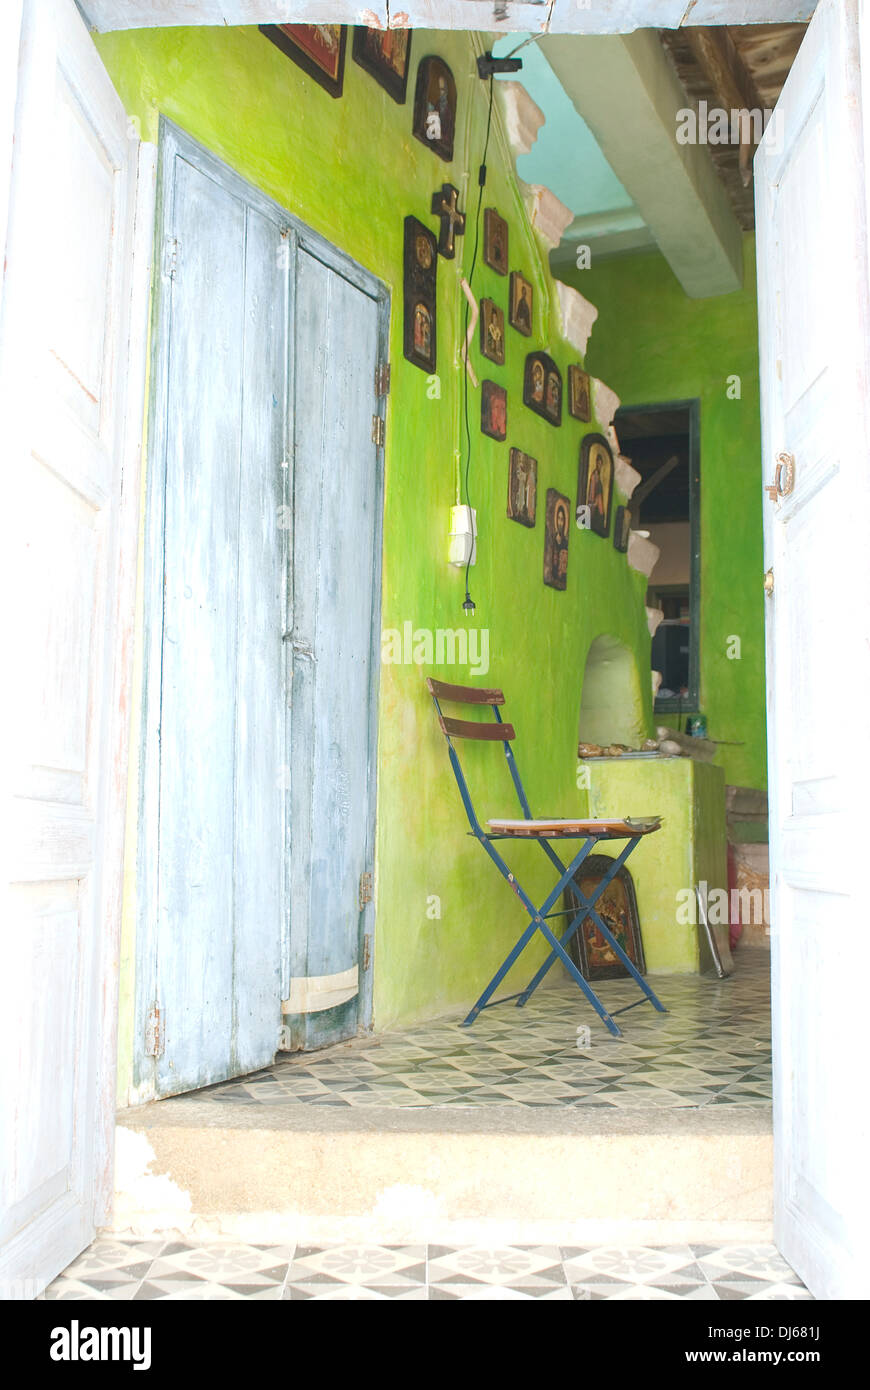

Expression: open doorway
xmin=6 ymin=0 xmax=867 ymax=1307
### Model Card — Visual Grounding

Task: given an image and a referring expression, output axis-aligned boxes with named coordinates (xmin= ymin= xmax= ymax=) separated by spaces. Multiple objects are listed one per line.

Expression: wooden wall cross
xmin=431 ymin=183 xmax=466 ymax=259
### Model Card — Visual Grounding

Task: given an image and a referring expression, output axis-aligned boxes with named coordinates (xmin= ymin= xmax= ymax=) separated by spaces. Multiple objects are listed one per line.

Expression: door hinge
xmin=164 ymin=236 xmax=180 ymax=281
xmin=362 ymin=935 xmax=372 ymax=971
xmin=375 ymin=363 xmax=391 ymax=397
xmin=145 ymin=1003 xmax=164 ymax=1058
xmin=359 ymin=870 xmax=373 ymax=909
xmin=371 ymin=415 xmax=385 ymax=447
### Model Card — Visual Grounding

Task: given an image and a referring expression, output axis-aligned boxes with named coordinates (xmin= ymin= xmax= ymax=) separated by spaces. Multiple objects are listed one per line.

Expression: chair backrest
xmin=426 ymin=677 xmax=531 ymax=831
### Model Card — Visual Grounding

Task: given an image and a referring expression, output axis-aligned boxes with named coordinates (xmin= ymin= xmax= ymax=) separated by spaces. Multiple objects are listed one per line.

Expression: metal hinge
xmin=145 ymin=1003 xmax=164 ymax=1058
xmin=371 ymin=415 xmax=385 ymax=447
xmin=359 ymin=871 xmax=373 ymax=909
xmin=164 ymin=236 xmax=180 ymax=281
xmin=362 ymin=935 xmax=372 ymax=971
xmin=375 ymin=363 xmax=391 ymax=397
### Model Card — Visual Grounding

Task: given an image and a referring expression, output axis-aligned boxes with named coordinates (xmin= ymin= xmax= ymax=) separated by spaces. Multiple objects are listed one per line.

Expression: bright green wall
xmin=96 ymin=24 xmax=656 ymax=1047
xmin=560 ymin=239 xmax=768 ymax=791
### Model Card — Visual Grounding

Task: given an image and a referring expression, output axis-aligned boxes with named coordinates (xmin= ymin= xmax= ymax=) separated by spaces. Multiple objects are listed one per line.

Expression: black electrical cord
xmin=461 ymin=73 xmax=495 ymax=616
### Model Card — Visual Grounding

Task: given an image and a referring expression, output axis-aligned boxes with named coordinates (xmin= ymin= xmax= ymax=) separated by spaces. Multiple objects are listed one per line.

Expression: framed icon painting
xmin=352 ymin=25 xmax=412 ymax=104
xmin=260 ymin=24 xmax=347 ymax=98
xmin=577 ymin=433 xmax=614 ymax=538
xmin=563 ymin=855 xmax=646 ymax=981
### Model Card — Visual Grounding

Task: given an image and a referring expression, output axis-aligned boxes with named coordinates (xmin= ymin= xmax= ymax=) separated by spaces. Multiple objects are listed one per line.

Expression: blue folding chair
xmin=427 ymin=677 xmax=667 ymax=1037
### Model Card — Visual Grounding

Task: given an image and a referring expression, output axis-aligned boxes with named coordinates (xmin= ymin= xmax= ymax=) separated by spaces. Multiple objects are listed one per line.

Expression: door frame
xmin=134 ymin=119 xmax=387 ymax=1097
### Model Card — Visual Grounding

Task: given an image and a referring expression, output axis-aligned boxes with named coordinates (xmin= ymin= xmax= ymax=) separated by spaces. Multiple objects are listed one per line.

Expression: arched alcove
xmin=578 ymin=634 xmax=646 ymax=748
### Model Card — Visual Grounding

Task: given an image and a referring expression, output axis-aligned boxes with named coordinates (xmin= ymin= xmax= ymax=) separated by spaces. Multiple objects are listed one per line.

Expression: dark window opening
xmin=614 ymin=400 xmax=700 ymax=714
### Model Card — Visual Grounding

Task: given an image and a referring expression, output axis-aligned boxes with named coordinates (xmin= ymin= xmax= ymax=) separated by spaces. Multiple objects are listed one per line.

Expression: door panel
xmin=756 ymin=0 xmax=870 ymax=1298
xmin=0 ymin=0 xmax=140 ymax=1295
xmin=285 ymin=252 xmax=382 ymax=1051
xmin=140 ymin=139 xmax=287 ymax=1097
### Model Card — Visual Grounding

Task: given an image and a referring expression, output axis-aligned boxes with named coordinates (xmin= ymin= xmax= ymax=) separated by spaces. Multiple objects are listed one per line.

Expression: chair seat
xmin=486 ymin=816 xmax=662 ymax=838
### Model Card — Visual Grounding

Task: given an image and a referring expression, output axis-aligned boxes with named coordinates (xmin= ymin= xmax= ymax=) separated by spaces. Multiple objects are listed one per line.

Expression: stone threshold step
xmin=113 ymin=1101 xmax=772 ymax=1246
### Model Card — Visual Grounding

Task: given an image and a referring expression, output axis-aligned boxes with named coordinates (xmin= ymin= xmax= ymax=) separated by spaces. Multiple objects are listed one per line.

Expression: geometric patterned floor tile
xmin=427 ymin=1245 xmax=566 ymax=1289
xmin=133 ymin=1280 xmax=282 ymax=1301
xmin=287 ymin=1246 xmax=426 ymax=1287
xmin=145 ymin=1242 xmax=293 ymax=1285
xmin=692 ymin=1244 xmax=802 ymax=1282
xmin=711 ymin=1281 xmax=815 ymax=1301
xmin=576 ymin=1282 xmax=720 ymax=1300
xmin=284 ymin=1284 xmax=429 ymax=1300
xmin=561 ymin=1245 xmax=702 ymax=1285
xmin=43 ymin=1278 xmax=144 ymax=1300
xmin=430 ymin=1284 xmax=574 ymax=1300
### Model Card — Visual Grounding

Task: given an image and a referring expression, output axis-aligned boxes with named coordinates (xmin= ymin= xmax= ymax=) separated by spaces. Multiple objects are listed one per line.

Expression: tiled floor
xmin=43 ymin=1236 xmax=810 ymax=1300
xmin=184 ymin=951 xmax=771 ymax=1113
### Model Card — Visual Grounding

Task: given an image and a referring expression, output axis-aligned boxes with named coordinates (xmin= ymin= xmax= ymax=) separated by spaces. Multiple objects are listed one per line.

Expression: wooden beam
xmin=685 ymin=26 xmax=767 ymax=186
xmin=631 ymin=454 xmax=680 ymax=511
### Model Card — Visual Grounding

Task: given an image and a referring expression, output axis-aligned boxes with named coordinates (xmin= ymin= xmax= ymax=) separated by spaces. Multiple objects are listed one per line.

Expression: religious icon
xmin=523 ymin=352 xmax=561 ymax=426
xmin=415 ymin=232 xmax=433 ymax=270
xmin=483 ymin=209 xmax=509 ymax=275
xmin=352 ymin=25 xmax=412 ymax=104
xmin=509 ymin=272 xmax=533 ymax=337
xmin=564 ymin=855 xmax=646 ymax=981
xmin=577 ymin=433 xmax=614 ymax=538
xmin=403 ymin=216 xmax=437 ymax=373
xmin=413 ymin=303 xmax=432 ymax=357
xmin=412 ymin=56 xmax=457 ymax=162
xmin=259 ymin=24 xmax=347 ymax=98
xmin=481 ymin=381 xmax=507 ymax=441
xmin=613 ymin=504 xmax=631 ymax=553
xmin=546 ymin=370 xmax=561 ymax=420
xmin=507 ymin=448 xmax=537 ymax=527
xmin=568 ymin=364 xmax=592 ymax=422
xmin=543 ymin=488 xmax=570 ymax=590
xmin=480 ymin=299 xmax=505 ymax=366
xmin=430 ymin=183 xmax=465 ymax=259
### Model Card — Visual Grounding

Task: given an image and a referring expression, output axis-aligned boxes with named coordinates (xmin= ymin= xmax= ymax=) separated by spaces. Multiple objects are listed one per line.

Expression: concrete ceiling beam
xmin=540 ymin=29 xmax=745 ymax=297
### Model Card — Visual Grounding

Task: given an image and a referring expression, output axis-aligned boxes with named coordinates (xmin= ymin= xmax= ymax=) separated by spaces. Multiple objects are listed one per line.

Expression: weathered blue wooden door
xmin=284 ymin=249 xmax=384 ymax=1051
xmin=137 ymin=124 xmax=385 ymax=1098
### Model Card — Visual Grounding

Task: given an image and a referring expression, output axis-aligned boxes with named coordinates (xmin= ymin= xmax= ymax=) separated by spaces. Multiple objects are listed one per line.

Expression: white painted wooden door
xmin=756 ymin=0 xmax=870 ymax=1299
xmin=0 ymin=0 xmax=144 ymax=1296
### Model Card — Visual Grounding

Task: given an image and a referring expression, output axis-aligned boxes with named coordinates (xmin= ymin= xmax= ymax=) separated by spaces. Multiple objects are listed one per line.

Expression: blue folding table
xmin=428 ymin=677 xmax=667 ymax=1038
